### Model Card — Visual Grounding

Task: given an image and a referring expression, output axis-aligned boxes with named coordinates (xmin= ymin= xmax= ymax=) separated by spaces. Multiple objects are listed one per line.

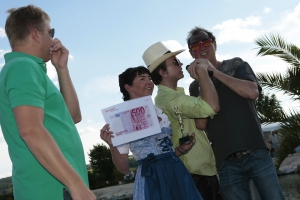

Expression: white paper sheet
xmin=101 ymin=95 xmax=161 ymax=146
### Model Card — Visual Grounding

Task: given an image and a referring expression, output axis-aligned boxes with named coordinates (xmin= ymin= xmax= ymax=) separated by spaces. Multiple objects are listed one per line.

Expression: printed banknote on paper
xmin=101 ymin=96 xmax=161 ymax=146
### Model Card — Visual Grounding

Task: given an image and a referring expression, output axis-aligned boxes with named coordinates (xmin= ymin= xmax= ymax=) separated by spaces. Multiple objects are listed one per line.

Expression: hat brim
xmin=148 ymin=49 xmax=185 ymax=73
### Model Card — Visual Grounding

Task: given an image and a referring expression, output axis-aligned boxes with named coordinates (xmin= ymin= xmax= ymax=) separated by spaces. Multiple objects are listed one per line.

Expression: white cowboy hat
xmin=142 ymin=42 xmax=185 ymax=73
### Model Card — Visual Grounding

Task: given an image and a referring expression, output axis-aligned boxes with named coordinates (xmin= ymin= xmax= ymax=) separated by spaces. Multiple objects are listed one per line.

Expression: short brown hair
xmin=150 ymin=61 xmax=167 ymax=85
xmin=5 ymin=4 xmax=50 ymax=48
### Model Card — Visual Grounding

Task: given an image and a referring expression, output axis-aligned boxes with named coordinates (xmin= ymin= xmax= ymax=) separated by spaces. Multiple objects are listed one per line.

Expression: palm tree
xmin=256 ymin=92 xmax=285 ymax=124
xmin=254 ymin=33 xmax=300 ymax=169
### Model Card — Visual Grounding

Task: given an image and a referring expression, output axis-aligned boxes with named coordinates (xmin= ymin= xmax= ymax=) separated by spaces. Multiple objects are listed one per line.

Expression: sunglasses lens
xmin=191 ymin=44 xmax=200 ymax=51
xmin=190 ymin=39 xmax=212 ymax=51
xmin=49 ymin=29 xmax=55 ymax=38
xmin=203 ymin=39 xmax=212 ymax=47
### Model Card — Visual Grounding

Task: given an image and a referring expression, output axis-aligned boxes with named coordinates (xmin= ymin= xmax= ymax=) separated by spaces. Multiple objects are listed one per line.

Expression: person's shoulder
xmin=224 ymin=57 xmax=245 ymax=65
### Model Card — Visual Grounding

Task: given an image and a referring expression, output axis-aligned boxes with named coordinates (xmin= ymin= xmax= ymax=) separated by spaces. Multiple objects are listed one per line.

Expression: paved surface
xmin=93 ymin=183 xmax=134 ymax=200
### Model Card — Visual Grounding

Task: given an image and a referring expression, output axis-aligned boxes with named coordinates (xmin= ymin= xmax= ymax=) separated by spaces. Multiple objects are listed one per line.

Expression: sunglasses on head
xmin=189 ymin=38 xmax=213 ymax=51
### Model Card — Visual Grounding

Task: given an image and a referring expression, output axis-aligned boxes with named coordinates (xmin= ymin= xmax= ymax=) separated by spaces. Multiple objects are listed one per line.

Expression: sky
xmin=1 ymin=0 xmax=300 ymax=179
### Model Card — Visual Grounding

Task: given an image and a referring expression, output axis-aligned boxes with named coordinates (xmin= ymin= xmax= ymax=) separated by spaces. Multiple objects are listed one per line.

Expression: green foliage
xmin=0 ymin=177 xmax=13 ymax=197
xmin=88 ymin=144 xmax=115 ymax=181
xmin=255 ymin=33 xmax=300 ymax=68
xmin=256 ymin=92 xmax=286 ymax=124
xmin=128 ymin=155 xmax=138 ymax=168
xmin=255 ymin=33 xmax=300 ymax=169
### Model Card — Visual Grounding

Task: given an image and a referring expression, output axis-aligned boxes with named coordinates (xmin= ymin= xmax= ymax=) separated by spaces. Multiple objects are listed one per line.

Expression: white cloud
xmin=263 ymin=7 xmax=272 ymax=13
xmin=46 ymin=61 xmax=59 ymax=88
xmin=162 ymin=40 xmax=191 ymax=61
xmin=213 ymin=16 xmax=262 ymax=44
xmin=0 ymin=49 xmax=9 ymax=57
xmin=87 ymin=119 xmax=94 ymax=123
xmin=69 ymin=54 xmax=74 ymax=60
xmin=0 ymin=28 xmax=6 ymax=38
xmin=266 ymin=3 xmax=300 ymax=45
xmin=82 ymin=75 xmax=119 ymax=99
xmin=77 ymin=126 xmax=97 ymax=135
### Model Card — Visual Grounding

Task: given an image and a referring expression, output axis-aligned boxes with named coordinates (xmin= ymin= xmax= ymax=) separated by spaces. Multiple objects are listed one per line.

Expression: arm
xmin=194 ymin=118 xmax=208 ymax=130
xmin=188 ymin=59 xmax=220 ymax=113
xmin=100 ymin=124 xmax=130 ymax=174
xmin=14 ymin=106 xmax=95 ymax=200
xmin=208 ymin=64 xmax=259 ymax=100
xmin=188 ymin=80 xmax=209 ymax=130
xmin=51 ymin=39 xmax=81 ymax=123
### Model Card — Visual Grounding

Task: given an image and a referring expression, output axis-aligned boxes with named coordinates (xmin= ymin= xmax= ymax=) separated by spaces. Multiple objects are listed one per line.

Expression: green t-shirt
xmin=0 ymin=52 xmax=88 ymax=200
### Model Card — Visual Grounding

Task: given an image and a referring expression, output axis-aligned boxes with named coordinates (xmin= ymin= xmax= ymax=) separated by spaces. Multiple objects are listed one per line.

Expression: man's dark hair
xmin=150 ymin=61 xmax=167 ymax=85
xmin=187 ymin=26 xmax=216 ymax=47
xmin=119 ymin=66 xmax=150 ymax=101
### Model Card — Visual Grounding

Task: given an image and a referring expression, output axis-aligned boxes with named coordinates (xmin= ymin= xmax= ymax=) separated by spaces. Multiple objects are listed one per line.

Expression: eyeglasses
xmin=189 ymin=39 xmax=212 ymax=51
xmin=38 ymin=28 xmax=55 ymax=38
xmin=167 ymin=57 xmax=181 ymax=67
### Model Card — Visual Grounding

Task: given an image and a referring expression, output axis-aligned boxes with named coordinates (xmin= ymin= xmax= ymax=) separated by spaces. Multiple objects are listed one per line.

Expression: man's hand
xmin=51 ymin=38 xmax=69 ymax=69
xmin=69 ymin=184 xmax=97 ymax=200
xmin=176 ymin=133 xmax=196 ymax=156
xmin=187 ymin=58 xmax=210 ymax=80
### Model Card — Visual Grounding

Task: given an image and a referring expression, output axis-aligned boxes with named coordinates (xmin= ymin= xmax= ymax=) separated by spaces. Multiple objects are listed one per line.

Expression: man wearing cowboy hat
xmin=142 ymin=42 xmax=223 ymax=200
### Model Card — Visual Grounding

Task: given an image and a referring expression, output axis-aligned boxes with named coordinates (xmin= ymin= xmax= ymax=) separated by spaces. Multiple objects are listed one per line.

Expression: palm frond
xmin=254 ymin=33 xmax=300 ymax=68
xmin=256 ymin=67 xmax=300 ymax=101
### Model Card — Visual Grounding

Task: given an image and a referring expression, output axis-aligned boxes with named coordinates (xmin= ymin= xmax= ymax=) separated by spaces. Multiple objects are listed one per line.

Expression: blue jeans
xmin=218 ymin=148 xmax=284 ymax=200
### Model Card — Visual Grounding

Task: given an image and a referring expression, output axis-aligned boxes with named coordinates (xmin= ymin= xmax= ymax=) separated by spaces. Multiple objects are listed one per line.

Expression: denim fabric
xmin=218 ymin=148 xmax=284 ymax=200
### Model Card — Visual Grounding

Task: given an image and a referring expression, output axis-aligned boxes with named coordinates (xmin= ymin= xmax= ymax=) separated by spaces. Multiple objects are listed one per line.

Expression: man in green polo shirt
xmin=0 ymin=5 xmax=96 ymax=200
xmin=142 ymin=42 xmax=223 ymax=199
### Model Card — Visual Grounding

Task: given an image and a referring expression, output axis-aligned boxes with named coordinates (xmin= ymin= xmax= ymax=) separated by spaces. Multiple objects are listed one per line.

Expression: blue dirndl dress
xmin=117 ymin=107 xmax=203 ymax=200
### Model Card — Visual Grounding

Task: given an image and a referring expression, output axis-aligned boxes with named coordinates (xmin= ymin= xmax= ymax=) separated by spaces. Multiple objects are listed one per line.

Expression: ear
xmin=189 ymin=49 xmax=195 ymax=59
xmin=31 ymin=29 xmax=41 ymax=43
xmin=159 ymin=69 xmax=168 ymax=78
xmin=213 ymin=41 xmax=217 ymax=51
xmin=124 ymin=84 xmax=132 ymax=93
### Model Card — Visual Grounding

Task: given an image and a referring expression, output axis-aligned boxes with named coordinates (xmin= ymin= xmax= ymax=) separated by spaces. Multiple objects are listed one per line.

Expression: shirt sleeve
xmin=189 ymin=80 xmax=200 ymax=97
xmin=165 ymin=89 xmax=216 ymax=119
xmin=6 ymin=60 xmax=46 ymax=109
xmin=234 ymin=59 xmax=262 ymax=93
xmin=117 ymin=143 xmax=130 ymax=154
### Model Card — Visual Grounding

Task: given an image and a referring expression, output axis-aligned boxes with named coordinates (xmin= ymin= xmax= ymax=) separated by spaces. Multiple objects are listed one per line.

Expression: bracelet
xmin=177 ymin=147 xmax=187 ymax=154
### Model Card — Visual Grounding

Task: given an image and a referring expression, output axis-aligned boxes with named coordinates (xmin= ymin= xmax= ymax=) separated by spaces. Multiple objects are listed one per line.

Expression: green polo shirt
xmin=155 ymin=84 xmax=217 ymax=175
xmin=0 ymin=52 xmax=88 ymax=200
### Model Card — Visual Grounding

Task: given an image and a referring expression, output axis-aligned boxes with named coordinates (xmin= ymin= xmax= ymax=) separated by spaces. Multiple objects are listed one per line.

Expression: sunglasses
xmin=168 ymin=57 xmax=181 ymax=66
xmin=189 ymin=39 xmax=213 ymax=51
xmin=38 ymin=28 xmax=55 ymax=38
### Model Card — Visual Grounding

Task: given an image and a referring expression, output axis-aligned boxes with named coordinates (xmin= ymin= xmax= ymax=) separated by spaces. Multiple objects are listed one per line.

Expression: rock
xmin=278 ymin=153 xmax=300 ymax=175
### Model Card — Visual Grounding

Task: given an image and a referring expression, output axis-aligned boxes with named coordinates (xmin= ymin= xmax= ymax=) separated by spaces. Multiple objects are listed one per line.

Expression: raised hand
xmin=51 ymin=38 xmax=69 ymax=69
xmin=100 ymin=124 xmax=114 ymax=147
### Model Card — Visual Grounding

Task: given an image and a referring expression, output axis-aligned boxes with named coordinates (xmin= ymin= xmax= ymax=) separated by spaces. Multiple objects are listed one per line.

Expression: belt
xmin=228 ymin=150 xmax=252 ymax=159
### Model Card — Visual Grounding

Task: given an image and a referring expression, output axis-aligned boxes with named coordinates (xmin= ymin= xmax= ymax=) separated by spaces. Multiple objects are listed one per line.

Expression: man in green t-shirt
xmin=0 ymin=5 xmax=96 ymax=200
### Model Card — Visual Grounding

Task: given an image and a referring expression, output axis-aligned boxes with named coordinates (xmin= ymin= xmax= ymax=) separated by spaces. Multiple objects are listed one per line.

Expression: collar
xmin=4 ymin=52 xmax=47 ymax=73
xmin=157 ymin=84 xmax=185 ymax=94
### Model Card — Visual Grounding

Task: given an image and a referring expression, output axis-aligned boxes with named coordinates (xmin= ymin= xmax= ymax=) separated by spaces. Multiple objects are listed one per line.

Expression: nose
xmin=199 ymin=43 xmax=206 ymax=51
xmin=179 ymin=60 xmax=183 ymax=67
